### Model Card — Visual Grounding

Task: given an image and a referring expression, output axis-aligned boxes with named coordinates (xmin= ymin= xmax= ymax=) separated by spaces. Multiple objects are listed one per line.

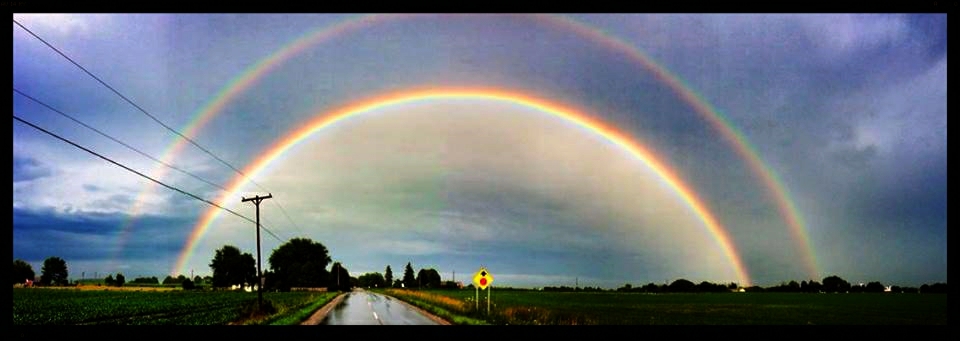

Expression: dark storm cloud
xmin=13 ymin=155 xmax=52 ymax=182
xmin=848 ymin=155 xmax=947 ymax=226
xmin=13 ymin=14 xmax=946 ymax=287
xmin=12 ymin=207 xmax=196 ymax=262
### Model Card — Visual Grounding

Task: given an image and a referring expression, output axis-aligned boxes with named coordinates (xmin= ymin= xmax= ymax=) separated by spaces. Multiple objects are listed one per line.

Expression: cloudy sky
xmin=12 ymin=14 xmax=946 ymax=288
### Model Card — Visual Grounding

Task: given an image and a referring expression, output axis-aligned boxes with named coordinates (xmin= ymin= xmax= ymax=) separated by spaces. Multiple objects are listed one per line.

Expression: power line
xmin=14 ymin=19 xmax=307 ymax=239
xmin=11 ymin=88 xmax=299 ymax=240
xmin=13 ymin=88 xmax=227 ymax=194
xmin=12 ymin=113 xmax=285 ymax=243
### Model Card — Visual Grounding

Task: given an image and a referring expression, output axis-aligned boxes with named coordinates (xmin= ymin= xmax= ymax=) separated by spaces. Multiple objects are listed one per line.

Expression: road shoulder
xmin=300 ymin=292 xmax=348 ymax=325
xmin=383 ymin=292 xmax=453 ymax=325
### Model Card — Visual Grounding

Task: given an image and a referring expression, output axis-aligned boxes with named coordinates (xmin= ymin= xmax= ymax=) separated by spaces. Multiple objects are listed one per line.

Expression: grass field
xmin=381 ymin=288 xmax=948 ymax=325
xmin=15 ymin=287 xmax=947 ymax=325
xmin=12 ymin=287 xmax=336 ymax=325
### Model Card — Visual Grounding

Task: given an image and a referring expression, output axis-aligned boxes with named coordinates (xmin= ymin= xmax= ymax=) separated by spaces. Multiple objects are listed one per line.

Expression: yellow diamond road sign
xmin=473 ymin=267 xmax=493 ymax=290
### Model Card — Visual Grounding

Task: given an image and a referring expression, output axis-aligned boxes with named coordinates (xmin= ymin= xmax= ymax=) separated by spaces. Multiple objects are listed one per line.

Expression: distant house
xmin=229 ymin=283 xmax=258 ymax=292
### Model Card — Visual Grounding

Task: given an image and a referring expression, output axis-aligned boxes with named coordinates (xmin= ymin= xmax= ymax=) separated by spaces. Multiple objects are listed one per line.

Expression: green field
xmin=13 ymin=288 xmax=337 ymax=325
xmin=14 ymin=287 xmax=947 ymax=325
xmin=381 ymin=289 xmax=948 ymax=325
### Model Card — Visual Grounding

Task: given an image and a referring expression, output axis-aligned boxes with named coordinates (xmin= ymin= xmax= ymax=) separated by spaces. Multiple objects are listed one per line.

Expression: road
xmin=316 ymin=290 xmax=449 ymax=325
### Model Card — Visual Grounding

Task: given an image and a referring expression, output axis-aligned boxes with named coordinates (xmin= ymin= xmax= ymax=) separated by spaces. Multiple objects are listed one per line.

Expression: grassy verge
xmin=267 ymin=292 xmax=339 ymax=325
xmin=377 ymin=289 xmax=488 ymax=325
xmin=234 ymin=292 xmax=339 ymax=325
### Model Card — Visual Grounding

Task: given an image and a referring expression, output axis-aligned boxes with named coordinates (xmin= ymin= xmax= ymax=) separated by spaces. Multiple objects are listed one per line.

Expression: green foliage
xmin=266 ymin=292 xmax=339 ymax=325
xmin=105 ymin=274 xmax=115 ymax=286
xmin=13 ymin=259 xmax=35 ymax=285
xmin=116 ymin=273 xmax=125 ymax=287
xmin=822 ymin=275 xmax=851 ymax=293
xmin=328 ymin=262 xmax=351 ymax=292
xmin=132 ymin=276 xmax=160 ymax=284
xmin=13 ymin=289 xmax=253 ymax=325
xmin=209 ymin=245 xmax=257 ymax=289
xmin=358 ymin=272 xmax=386 ymax=288
xmin=40 ymin=257 xmax=68 ymax=286
xmin=668 ymin=279 xmax=696 ymax=292
xmin=402 ymin=262 xmax=416 ymax=288
xmin=416 ymin=268 xmax=442 ymax=289
xmin=386 ymin=289 xmax=947 ymax=325
xmin=863 ymin=281 xmax=884 ymax=293
xmin=182 ymin=279 xmax=196 ymax=290
xmin=268 ymin=238 xmax=331 ymax=291
xmin=239 ymin=299 xmax=277 ymax=319
xmin=384 ymin=265 xmax=393 ymax=288
xmin=919 ymin=283 xmax=948 ymax=294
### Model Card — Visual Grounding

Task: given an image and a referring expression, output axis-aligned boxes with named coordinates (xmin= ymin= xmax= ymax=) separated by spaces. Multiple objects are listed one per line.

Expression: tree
xmin=40 ymin=256 xmax=68 ymax=286
xmin=182 ymin=278 xmax=196 ymax=290
xmin=668 ymin=279 xmax=696 ymax=292
xmin=116 ymin=273 xmax=125 ymax=287
xmin=13 ymin=259 xmax=35 ymax=285
xmin=402 ymin=262 xmax=416 ymax=288
xmin=384 ymin=265 xmax=393 ymax=288
xmin=209 ymin=245 xmax=257 ymax=289
xmin=805 ymin=280 xmax=823 ymax=293
xmin=268 ymin=238 xmax=331 ymax=291
xmin=358 ymin=272 xmax=386 ymax=288
xmin=416 ymin=268 xmax=441 ymax=288
xmin=865 ymin=281 xmax=885 ymax=293
xmin=822 ymin=275 xmax=851 ymax=293
xmin=328 ymin=262 xmax=351 ymax=292
xmin=105 ymin=274 xmax=116 ymax=286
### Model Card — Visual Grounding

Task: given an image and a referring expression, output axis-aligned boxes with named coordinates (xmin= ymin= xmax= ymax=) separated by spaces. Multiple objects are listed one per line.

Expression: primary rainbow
xmin=127 ymin=13 xmax=817 ymax=282
xmin=173 ymin=88 xmax=753 ymax=286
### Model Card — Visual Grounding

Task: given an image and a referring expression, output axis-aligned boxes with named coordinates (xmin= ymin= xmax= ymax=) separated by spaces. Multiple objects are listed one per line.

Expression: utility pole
xmin=242 ymin=193 xmax=272 ymax=311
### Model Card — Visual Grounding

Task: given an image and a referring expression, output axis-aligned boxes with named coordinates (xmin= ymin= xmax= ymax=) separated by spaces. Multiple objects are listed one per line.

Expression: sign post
xmin=472 ymin=267 xmax=494 ymax=314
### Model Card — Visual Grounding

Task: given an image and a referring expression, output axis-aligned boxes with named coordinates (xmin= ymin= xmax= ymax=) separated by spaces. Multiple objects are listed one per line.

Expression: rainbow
xmin=126 ymin=13 xmax=816 ymax=281
xmin=173 ymin=88 xmax=753 ymax=286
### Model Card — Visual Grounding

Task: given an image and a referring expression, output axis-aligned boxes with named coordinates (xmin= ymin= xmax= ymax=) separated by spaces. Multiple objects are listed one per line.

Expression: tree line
xmin=610 ymin=275 xmax=948 ymax=294
xmin=14 ymin=254 xmax=948 ymax=294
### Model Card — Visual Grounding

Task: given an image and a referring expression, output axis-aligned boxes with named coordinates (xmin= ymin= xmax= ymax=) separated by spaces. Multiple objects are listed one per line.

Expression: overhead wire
xmin=12 ymin=113 xmax=286 ymax=243
xmin=14 ymin=18 xmax=307 ymax=239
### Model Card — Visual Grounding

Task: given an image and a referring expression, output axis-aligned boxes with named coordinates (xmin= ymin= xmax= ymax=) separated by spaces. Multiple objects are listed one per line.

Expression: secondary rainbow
xmin=538 ymin=14 xmax=819 ymax=281
xmin=173 ymin=88 xmax=754 ymax=286
xmin=110 ymin=14 xmax=387 ymax=268
xmin=142 ymin=14 xmax=815 ymax=280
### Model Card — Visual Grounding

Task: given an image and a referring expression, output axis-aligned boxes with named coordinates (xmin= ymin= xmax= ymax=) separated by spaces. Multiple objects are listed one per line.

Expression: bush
xmin=239 ymin=299 xmax=276 ymax=319
xmin=182 ymin=279 xmax=196 ymax=290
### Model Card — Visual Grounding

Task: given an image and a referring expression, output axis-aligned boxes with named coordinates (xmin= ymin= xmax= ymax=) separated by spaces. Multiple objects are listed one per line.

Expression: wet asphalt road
xmin=320 ymin=290 xmax=444 ymax=325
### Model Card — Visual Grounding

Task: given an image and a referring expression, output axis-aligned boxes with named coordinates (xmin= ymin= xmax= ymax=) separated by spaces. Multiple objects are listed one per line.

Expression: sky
xmin=11 ymin=13 xmax=947 ymax=288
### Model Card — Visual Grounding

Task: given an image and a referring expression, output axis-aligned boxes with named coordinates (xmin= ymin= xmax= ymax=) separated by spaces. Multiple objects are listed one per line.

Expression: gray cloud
xmin=13 ymin=14 xmax=945 ymax=287
xmin=13 ymin=155 xmax=52 ymax=183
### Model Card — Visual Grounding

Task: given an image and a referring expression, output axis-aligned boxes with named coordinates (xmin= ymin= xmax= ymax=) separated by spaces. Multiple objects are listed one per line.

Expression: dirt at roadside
xmin=387 ymin=295 xmax=453 ymax=325
xmin=300 ymin=292 xmax=348 ymax=325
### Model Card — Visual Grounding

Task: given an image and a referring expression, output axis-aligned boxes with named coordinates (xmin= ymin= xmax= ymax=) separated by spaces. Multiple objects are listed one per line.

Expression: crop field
xmin=12 ymin=288 xmax=334 ymax=325
xmin=384 ymin=289 xmax=948 ymax=325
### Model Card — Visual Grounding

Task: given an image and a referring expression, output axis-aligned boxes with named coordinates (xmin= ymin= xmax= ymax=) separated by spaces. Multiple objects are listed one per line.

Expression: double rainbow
xmin=108 ymin=14 xmax=817 ymax=286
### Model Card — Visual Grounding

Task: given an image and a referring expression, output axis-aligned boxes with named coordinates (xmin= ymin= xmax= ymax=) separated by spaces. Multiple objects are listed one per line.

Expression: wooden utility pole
xmin=242 ymin=193 xmax=272 ymax=311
